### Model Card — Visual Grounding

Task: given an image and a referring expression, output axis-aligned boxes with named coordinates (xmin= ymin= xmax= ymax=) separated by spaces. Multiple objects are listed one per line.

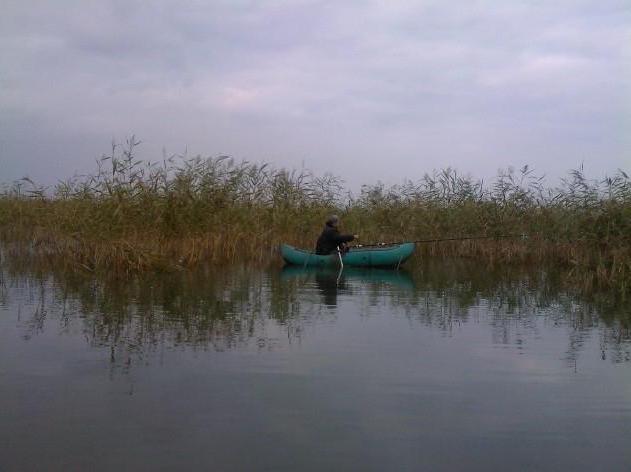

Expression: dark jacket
xmin=315 ymin=224 xmax=355 ymax=255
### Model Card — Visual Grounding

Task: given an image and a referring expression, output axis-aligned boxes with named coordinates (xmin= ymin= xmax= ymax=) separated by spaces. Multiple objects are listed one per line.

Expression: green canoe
xmin=280 ymin=243 xmax=415 ymax=268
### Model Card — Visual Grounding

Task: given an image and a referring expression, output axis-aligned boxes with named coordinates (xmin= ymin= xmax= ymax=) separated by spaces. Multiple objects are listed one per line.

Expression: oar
xmin=335 ymin=246 xmax=344 ymax=285
xmin=336 ymin=246 xmax=344 ymax=268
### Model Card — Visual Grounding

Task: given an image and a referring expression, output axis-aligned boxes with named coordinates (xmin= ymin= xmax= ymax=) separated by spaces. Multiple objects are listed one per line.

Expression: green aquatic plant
xmin=0 ymin=140 xmax=629 ymax=291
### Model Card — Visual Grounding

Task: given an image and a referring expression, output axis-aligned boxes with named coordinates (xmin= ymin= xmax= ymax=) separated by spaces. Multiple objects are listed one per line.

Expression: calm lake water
xmin=1 ymin=256 xmax=630 ymax=471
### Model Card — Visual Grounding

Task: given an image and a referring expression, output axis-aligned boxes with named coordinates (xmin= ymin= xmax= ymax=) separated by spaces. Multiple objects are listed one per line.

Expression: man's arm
xmin=335 ymin=234 xmax=356 ymax=245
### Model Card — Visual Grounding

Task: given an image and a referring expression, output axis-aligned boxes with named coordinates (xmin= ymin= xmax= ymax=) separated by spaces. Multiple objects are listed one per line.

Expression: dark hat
xmin=326 ymin=215 xmax=339 ymax=227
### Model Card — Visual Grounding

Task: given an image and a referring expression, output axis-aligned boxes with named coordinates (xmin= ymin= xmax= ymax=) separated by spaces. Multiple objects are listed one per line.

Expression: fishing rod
xmin=352 ymin=233 xmax=528 ymax=248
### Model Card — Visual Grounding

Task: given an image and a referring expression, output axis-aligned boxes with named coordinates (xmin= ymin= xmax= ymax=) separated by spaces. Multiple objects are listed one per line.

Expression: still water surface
xmin=1 ymin=259 xmax=630 ymax=471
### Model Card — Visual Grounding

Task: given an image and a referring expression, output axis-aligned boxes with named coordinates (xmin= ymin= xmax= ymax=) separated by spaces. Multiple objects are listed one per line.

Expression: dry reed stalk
xmin=1 ymin=151 xmax=629 ymax=292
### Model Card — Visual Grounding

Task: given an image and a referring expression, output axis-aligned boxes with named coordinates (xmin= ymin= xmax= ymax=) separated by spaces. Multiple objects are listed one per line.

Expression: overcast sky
xmin=1 ymin=0 xmax=630 ymax=188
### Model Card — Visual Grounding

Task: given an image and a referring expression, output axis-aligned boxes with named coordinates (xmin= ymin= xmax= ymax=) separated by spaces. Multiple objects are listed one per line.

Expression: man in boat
xmin=315 ymin=215 xmax=358 ymax=255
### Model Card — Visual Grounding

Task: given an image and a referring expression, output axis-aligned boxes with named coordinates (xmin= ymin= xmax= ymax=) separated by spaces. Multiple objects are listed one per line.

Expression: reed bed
xmin=1 ymin=138 xmax=630 ymax=290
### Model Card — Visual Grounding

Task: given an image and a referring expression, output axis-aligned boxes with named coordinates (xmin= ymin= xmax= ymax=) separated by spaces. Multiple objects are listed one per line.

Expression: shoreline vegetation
xmin=1 ymin=138 xmax=629 ymax=292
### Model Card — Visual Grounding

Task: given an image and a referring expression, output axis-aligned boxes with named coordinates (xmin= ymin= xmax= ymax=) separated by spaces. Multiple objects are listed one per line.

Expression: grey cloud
xmin=1 ymin=0 xmax=629 ymax=187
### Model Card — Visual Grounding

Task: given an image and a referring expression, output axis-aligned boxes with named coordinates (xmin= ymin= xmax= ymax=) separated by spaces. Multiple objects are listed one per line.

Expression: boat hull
xmin=280 ymin=243 xmax=415 ymax=268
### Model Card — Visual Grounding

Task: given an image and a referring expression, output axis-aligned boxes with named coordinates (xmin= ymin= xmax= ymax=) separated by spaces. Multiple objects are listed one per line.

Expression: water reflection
xmin=280 ymin=266 xmax=415 ymax=307
xmin=1 ymin=254 xmax=630 ymax=368
xmin=2 ymin=249 xmax=631 ymax=471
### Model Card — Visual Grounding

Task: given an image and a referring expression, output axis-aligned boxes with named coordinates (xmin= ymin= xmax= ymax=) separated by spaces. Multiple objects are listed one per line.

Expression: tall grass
xmin=1 ymin=139 xmax=630 ymax=289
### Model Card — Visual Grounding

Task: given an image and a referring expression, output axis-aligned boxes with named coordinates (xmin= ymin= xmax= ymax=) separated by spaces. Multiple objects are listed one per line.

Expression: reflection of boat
xmin=280 ymin=243 xmax=415 ymax=268
xmin=280 ymin=265 xmax=415 ymax=291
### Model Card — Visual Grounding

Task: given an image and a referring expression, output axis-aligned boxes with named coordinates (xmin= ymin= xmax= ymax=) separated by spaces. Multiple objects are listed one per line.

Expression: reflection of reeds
xmin=1 ymin=140 xmax=629 ymax=289
xmin=3 ymin=257 xmax=629 ymax=368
